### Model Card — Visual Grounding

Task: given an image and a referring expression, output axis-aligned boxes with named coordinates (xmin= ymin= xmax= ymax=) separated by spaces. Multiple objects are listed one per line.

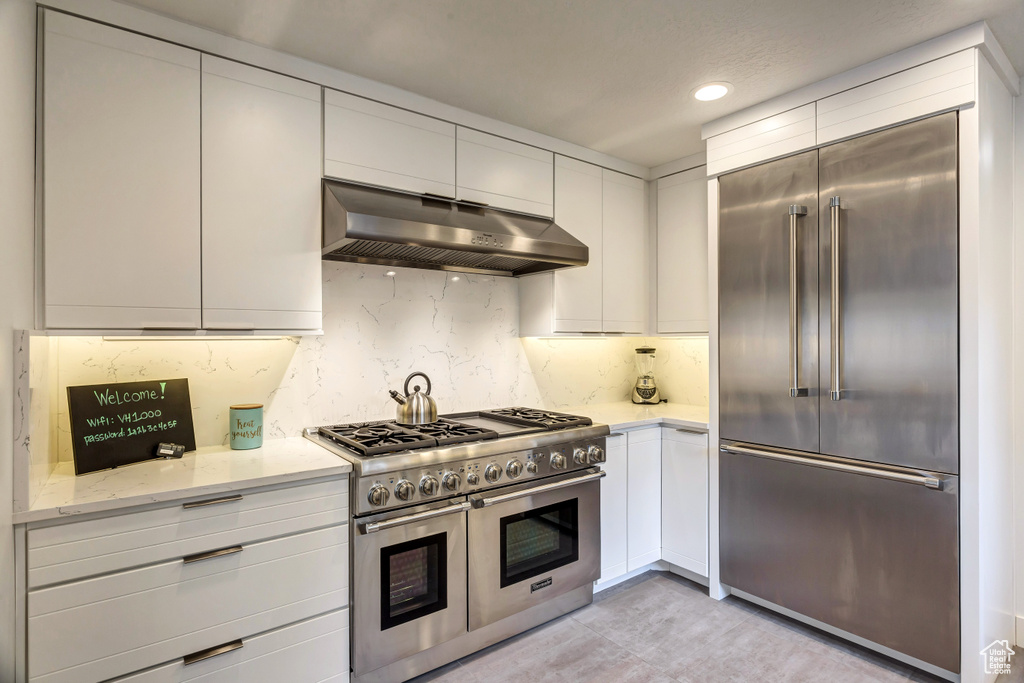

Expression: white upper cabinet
xmin=456 ymin=128 xmax=554 ymax=217
xmin=661 ymin=428 xmax=709 ymax=577
xmin=552 ymin=157 xmax=603 ymax=332
xmin=201 ymin=56 xmax=323 ymax=331
xmin=657 ymin=167 xmax=708 ymax=334
xmin=42 ymin=11 xmax=202 ymax=329
xmin=706 ymin=103 xmax=816 ymax=177
xmin=601 ymin=169 xmax=646 ymax=334
xmin=816 ymin=49 xmax=975 ymax=145
xmin=324 ymin=89 xmax=456 ymax=197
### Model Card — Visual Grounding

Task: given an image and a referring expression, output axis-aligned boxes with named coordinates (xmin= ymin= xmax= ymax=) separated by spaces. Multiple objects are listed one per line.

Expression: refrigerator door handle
xmin=788 ymin=205 xmax=808 ymax=398
xmin=720 ymin=443 xmax=942 ymax=489
xmin=829 ymin=196 xmax=842 ymax=401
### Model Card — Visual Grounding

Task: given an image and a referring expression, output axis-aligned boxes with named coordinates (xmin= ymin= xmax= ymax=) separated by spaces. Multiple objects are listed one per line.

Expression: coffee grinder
xmin=631 ymin=347 xmax=661 ymax=404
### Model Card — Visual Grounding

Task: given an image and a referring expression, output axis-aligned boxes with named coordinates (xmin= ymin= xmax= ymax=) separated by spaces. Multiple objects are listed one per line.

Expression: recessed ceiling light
xmin=693 ymin=82 xmax=732 ymax=101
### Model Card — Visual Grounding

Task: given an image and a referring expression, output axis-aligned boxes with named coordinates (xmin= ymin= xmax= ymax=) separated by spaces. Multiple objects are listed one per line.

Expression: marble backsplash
xmin=41 ymin=261 xmax=709 ymax=460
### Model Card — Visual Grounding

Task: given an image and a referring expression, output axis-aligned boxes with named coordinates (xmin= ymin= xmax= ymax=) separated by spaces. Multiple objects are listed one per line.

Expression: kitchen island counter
xmin=16 ymin=437 xmax=351 ymax=524
xmin=562 ymin=401 xmax=709 ymax=433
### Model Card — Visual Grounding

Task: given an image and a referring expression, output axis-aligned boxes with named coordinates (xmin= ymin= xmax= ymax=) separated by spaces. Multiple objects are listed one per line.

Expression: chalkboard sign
xmin=67 ymin=378 xmax=197 ymax=475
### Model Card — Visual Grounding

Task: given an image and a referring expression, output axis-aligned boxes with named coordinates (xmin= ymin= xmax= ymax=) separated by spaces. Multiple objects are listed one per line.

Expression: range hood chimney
xmin=321 ymin=180 xmax=588 ymax=277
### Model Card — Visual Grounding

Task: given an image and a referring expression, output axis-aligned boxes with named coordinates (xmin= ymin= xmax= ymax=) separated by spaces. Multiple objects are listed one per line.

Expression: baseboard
xmin=594 ymin=561 xmax=668 ymax=593
xmin=1017 ymin=615 xmax=1024 ymax=648
xmin=666 ymin=562 xmax=710 ymax=587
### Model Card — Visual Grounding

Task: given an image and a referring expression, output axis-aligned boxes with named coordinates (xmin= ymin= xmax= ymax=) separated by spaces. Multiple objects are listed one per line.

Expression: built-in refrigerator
xmin=718 ymin=112 xmax=960 ymax=674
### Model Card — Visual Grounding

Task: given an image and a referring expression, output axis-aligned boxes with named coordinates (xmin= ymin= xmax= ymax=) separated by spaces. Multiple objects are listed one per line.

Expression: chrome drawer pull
xmin=183 ymin=494 xmax=243 ymax=509
xmin=675 ymin=428 xmax=708 ymax=436
xmin=183 ymin=545 xmax=243 ymax=564
xmin=720 ymin=443 xmax=941 ymax=489
xmin=183 ymin=639 xmax=244 ymax=666
xmin=471 ymin=469 xmax=606 ymax=508
xmin=363 ymin=501 xmax=471 ymax=534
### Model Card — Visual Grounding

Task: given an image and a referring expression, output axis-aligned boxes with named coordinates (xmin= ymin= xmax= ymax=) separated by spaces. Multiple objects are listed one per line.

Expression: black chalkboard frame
xmin=66 ymin=378 xmax=198 ymax=475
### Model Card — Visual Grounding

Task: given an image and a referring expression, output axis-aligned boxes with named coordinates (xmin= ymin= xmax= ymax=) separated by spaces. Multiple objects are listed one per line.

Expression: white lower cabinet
xmin=109 ymin=609 xmax=349 ymax=683
xmin=626 ymin=428 xmax=662 ymax=571
xmin=25 ymin=478 xmax=349 ymax=683
xmin=599 ymin=433 xmax=628 ymax=583
xmin=661 ymin=428 xmax=709 ymax=577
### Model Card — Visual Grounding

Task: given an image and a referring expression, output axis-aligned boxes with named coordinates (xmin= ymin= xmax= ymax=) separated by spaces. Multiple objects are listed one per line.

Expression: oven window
xmin=500 ymin=498 xmax=579 ymax=588
xmin=380 ymin=532 xmax=447 ymax=630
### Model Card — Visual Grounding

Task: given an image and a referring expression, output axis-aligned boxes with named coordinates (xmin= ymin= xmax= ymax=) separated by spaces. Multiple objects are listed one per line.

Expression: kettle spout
xmin=389 ymin=389 xmax=407 ymax=405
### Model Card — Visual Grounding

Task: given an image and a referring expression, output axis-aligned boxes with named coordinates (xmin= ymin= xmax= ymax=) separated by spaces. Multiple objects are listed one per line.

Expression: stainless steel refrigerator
xmin=718 ymin=112 xmax=959 ymax=673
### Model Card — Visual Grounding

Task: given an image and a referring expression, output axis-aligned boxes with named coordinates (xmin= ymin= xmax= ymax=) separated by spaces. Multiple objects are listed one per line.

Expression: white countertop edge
xmin=16 ymin=437 xmax=352 ymax=525
xmin=561 ymin=402 xmax=710 ymax=434
xmin=604 ymin=416 xmax=710 ymax=433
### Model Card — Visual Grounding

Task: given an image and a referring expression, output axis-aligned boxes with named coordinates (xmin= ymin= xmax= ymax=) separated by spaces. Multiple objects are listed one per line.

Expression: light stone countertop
xmin=15 ymin=437 xmax=351 ymax=524
xmin=562 ymin=401 xmax=710 ymax=433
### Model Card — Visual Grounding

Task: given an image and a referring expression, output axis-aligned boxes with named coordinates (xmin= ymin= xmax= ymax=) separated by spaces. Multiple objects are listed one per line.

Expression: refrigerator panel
xmin=818 ymin=112 xmax=959 ymax=474
xmin=719 ymin=151 xmax=820 ymax=452
xmin=720 ymin=444 xmax=960 ymax=673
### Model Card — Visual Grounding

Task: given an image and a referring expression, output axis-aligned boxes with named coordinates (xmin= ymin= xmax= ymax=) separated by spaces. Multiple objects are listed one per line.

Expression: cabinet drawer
xmin=28 ymin=479 xmax=348 ymax=588
xmin=29 ymin=524 xmax=348 ymax=683
xmin=109 ymin=608 xmax=349 ymax=683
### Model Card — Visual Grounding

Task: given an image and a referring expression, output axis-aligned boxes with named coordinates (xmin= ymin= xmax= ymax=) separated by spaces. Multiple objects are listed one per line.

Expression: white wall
xmin=0 ymin=0 xmax=37 ymax=675
xmin=1014 ymin=89 xmax=1024 ymax=645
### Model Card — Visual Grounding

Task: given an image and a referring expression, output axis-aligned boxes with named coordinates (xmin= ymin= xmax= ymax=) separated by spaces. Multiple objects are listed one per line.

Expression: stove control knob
xmin=588 ymin=445 xmax=606 ymax=464
xmin=484 ymin=464 xmax=503 ymax=483
xmin=573 ymin=447 xmax=587 ymax=465
xmin=394 ymin=479 xmax=415 ymax=501
xmin=467 ymin=472 xmax=480 ymax=486
xmin=526 ymin=461 xmax=539 ymax=474
xmin=442 ymin=472 xmax=462 ymax=492
xmin=420 ymin=475 xmax=440 ymax=497
xmin=550 ymin=452 xmax=567 ymax=470
xmin=368 ymin=483 xmax=390 ymax=507
xmin=506 ymin=459 xmax=523 ymax=479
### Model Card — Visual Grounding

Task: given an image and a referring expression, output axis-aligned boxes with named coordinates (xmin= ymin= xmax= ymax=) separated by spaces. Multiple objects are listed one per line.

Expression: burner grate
xmin=484 ymin=407 xmax=593 ymax=430
xmin=414 ymin=418 xmax=500 ymax=446
xmin=318 ymin=421 xmax=436 ymax=456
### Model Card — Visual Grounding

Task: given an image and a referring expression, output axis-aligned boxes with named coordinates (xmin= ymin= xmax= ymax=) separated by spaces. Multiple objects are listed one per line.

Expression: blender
xmin=631 ymin=347 xmax=661 ymax=404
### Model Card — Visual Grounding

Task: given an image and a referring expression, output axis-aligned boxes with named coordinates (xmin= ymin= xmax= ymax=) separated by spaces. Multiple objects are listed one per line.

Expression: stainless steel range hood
xmin=322 ymin=180 xmax=588 ymax=276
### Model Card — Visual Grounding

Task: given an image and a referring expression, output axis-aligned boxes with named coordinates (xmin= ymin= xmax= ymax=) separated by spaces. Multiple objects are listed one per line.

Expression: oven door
xmin=352 ymin=497 xmax=469 ymax=676
xmin=467 ymin=468 xmax=604 ymax=630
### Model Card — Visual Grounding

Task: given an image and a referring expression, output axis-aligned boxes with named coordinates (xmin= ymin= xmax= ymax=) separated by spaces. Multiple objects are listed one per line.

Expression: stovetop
xmin=317 ymin=408 xmax=592 ymax=458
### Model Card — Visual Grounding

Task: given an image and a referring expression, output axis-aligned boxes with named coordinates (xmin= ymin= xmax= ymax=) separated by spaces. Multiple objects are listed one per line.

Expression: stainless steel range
xmin=304 ymin=407 xmax=609 ymax=683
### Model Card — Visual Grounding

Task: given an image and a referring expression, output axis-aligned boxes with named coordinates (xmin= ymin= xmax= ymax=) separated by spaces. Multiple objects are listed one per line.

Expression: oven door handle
xmin=362 ymin=501 xmax=471 ymax=534
xmin=470 ymin=469 xmax=606 ymax=508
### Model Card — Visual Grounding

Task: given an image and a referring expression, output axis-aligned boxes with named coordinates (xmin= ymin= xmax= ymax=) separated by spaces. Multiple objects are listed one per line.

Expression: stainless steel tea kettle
xmin=389 ymin=372 xmax=438 ymax=425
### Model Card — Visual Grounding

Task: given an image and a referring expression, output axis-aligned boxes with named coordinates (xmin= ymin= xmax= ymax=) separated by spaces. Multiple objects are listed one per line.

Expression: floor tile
xmin=994 ymin=647 xmax=1024 ymax=683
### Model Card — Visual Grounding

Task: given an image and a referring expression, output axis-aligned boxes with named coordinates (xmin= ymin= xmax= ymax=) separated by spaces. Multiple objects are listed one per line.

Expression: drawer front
xmin=28 ymin=478 xmax=347 ymax=588
xmin=110 ymin=608 xmax=349 ymax=683
xmin=28 ymin=524 xmax=348 ymax=683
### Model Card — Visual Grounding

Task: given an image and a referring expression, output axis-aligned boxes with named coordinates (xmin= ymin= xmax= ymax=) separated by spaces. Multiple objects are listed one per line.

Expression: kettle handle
xmin=404 ymin=372 xmax=432 ymax=396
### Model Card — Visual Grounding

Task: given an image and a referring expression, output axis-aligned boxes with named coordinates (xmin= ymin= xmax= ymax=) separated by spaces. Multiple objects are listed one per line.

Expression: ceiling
xmin=118 ymin=0 xmax=1024 ymax=168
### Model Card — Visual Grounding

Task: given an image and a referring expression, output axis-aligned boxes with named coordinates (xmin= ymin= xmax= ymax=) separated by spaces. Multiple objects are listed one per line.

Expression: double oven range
xmin=304 ymin=407 xmax=609 ymax=683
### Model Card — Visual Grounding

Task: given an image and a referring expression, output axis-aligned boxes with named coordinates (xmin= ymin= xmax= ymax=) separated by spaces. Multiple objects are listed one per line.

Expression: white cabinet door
xmin=456 ymin=128 xmax=554 ymax=217
xmin=601 ymin=170 xmax=646 ymax=334
xmin=626 ymin=428 xmax=661 ymax=571
xmin=553 ymin=156 xmax=603 ymax=332
xmin=598 ymin=434 xmax=628 ymax=584
xmin=42 ymin=11 xmax=201 ymax=329
xmin=661 ymin=428 xmax=709 ymax=577
xmin=324 ymin=88 xmax=456 ymax=197
xmin=201 ymin=56 xmax=322 ymax=331
xmin=657 ymin=167 xmax=709 ymax=334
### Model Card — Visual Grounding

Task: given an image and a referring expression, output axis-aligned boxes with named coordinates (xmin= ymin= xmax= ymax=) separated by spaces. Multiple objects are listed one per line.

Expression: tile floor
xmin=410 ymin=571 xmax=999 ymax=683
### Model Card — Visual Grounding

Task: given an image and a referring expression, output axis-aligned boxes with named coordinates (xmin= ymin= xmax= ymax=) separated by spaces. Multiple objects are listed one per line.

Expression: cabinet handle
xmin=720 ymin=443 xmax=941 ymax=489
xmin=675 ymin=428 xmax=707 ymax=436
xmin=183 ymin=640 xmax=244 ymax=666
xmin=183 ymin=494 xmax=243 ymax=509
xmin=788 ymin=205 xmax=808 ymax=398
xmin=183 ymin=545 xmax=243 ymax=564
xmin=829 ymin=196 xmax=842 ymax=401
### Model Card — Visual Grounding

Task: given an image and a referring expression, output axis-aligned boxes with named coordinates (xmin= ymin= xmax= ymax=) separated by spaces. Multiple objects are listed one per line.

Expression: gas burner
xmin=318 ymin=421 xmax=436 ymax=456
xmin=414 ymin=419 xmax=499 ymax=446
xmin=485 ymin=407 xmax=593 ymax=430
